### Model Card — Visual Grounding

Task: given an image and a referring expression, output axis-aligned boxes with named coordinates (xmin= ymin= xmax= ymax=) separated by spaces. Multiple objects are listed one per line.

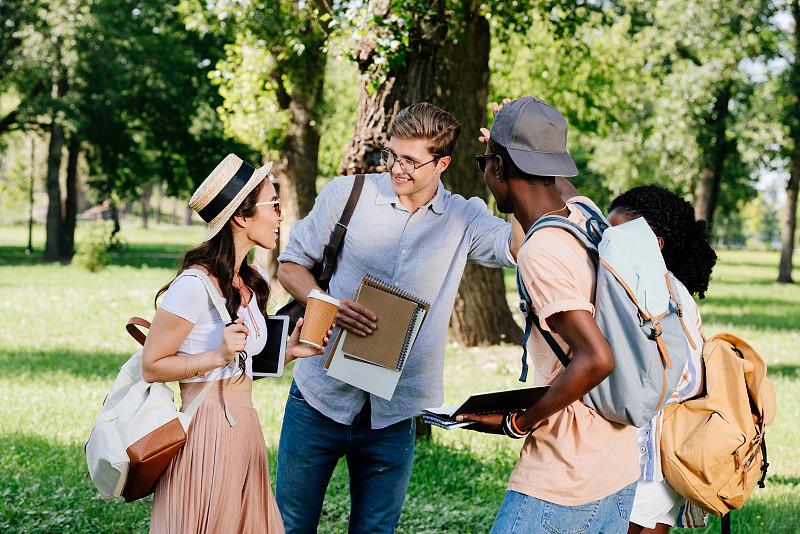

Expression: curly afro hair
xmin=608 ymin=185 xmax=717 ymax=299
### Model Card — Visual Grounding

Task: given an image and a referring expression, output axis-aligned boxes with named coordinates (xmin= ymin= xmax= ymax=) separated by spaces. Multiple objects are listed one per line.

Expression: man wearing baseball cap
xmin=458 ymin=97 xmax=639 ymax=532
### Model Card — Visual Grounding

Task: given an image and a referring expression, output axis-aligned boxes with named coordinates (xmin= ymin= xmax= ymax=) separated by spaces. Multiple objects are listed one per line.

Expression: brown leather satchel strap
xmin=126 ymin=316 xmax=151 ymax=347
xmin=319 ymin=174 xmax=365 ymax=284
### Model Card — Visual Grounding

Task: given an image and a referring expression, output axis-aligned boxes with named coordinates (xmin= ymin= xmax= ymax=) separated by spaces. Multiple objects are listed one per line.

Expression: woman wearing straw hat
xmin=142 ymin=154 xmax=330 ymax=533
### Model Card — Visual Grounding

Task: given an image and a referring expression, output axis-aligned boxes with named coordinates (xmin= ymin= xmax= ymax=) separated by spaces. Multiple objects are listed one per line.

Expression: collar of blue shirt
xmin=375 ymin=172 xmax=446 ymax=215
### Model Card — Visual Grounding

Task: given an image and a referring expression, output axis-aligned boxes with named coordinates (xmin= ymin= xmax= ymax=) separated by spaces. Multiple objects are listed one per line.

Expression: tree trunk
xmin=779 ymin=1 xmax=800 ymax=284
xmin=44 ymin=119 xmax=65 ymax=261
xmin=141 ymin=180 xmax=153 ymax=229
xmin=434 ymin=1 xmax=522 ymax=345
xmin=337 ymin=0 xmax=447 ymax=174
xmin=779 ymin=159 xmax=799 ymax=284
xmin=273 ymin=95 xmax=322 ymax=235
xmin=183 ymin=204 xmax=193 ymax=226
xmin=155 ymin=181 xmax=165 ymax=225
xmin=44 ymin=46 xmax=67 ymax=262
xmin=693 ymin=83 xmax=732 ymax=232
xmin=270 ymin=0 xmax=331 ymax=254
xmin=61 ymin=134 xmax=79 ymax=259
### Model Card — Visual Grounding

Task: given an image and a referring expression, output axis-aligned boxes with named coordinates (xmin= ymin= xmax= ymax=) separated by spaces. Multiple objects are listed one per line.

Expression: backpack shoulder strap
xmin=174 ymin=268 xmax=239 ymax=425
xmin=527 ymin=200 xmax=608 ymax=253
xmin=515 ymin=208 xmax=602 ymax=381
xmin=665 ymin=272 xmax=698 ymax=351
xmin=516 ymin=263 xmax=572 ymax=380
xmin=515 ymin=203 xmax=610 ymax=381
xmin=319 ymin=174 xmax=365 ymax=285
xmin=179 ymin=268 xmax=233 ymax=324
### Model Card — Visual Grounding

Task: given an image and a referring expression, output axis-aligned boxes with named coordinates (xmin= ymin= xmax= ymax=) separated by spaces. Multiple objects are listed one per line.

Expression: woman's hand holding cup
xmin=286 ymin=317 xmax=333 ymax=365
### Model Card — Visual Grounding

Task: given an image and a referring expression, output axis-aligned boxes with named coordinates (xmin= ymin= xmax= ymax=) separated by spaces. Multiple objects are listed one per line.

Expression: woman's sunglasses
xmin=255 ymin=199 xmax=281 ymax=217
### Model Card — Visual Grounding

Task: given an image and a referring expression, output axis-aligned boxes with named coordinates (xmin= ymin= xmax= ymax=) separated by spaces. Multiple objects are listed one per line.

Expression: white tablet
xmin=252 ymin=315 xmax=289 ymax=379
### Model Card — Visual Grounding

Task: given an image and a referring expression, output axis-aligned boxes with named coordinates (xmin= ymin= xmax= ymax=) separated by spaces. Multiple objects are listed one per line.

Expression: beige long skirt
xmin=149 ymin=386 xmax=284 ymax=534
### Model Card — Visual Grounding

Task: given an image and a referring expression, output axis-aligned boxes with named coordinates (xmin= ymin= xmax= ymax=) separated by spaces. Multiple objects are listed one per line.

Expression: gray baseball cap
xmin=489 ymin=97 xmax=578 ymax=177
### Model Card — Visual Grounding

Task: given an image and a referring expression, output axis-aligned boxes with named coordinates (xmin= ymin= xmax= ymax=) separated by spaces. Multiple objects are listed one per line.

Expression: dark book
xmin=421 ymin=385 xmax=550 ymax=430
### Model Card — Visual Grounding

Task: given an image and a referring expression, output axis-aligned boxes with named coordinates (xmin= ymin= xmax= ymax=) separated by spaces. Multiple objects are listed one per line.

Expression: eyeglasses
xmin=380 ymin=149 xmax=439 ymax=174
xmin=475 ymin=153 xmax=498 ymax=174
xmin=255 ymin=199 xmax=281 ymax=217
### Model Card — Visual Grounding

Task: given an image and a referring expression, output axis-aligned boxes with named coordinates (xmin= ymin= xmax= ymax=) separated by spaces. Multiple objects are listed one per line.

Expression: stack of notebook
xmin=325 ymin=276 xmax=430 ymax=400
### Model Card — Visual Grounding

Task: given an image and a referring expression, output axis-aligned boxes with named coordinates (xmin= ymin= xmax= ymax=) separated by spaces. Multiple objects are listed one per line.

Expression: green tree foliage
xmin=184 ymin=0 xmax=333 ymax=226
xmin=0 ymin=0 xmax=46 ymax=138
xmin=76 ymin=0 xmax=254 ymax=199
xmin=490 ymin=0 xmax=779 ymax=225
xmin=0 ymin=0 xmax=253 ymax=259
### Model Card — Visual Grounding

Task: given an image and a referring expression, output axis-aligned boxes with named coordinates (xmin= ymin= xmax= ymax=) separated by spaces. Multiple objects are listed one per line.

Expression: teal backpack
xmin=516 ymin=201 xmax=693 ymax=427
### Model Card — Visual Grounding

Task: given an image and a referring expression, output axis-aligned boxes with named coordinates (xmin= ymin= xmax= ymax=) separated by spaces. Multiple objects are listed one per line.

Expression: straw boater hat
xmin=189 ymin=154 xmax=273 ymax=241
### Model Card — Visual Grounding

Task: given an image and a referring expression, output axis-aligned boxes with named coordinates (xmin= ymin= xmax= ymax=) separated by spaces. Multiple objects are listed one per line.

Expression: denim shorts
xmin=490 ymin=482 xmax=637 ymax=534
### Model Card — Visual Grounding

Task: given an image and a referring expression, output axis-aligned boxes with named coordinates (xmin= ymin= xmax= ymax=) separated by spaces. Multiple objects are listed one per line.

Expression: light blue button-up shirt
xmin=278 ymin=172 xmax=514 ymax=428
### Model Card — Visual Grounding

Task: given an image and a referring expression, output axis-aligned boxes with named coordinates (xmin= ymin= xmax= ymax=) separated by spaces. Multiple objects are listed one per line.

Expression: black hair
xmin=609 ymin=185 xmax=717 ymax=299
xmin=487 ymin=138 xmax=554 ymax=184
xmin=156 ymin=179 xmax=271 ymax=378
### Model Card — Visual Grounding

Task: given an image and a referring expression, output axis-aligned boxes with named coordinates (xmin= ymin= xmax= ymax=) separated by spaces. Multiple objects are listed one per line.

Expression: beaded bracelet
xmin=501 ymin=411 xmax=529 ymax=439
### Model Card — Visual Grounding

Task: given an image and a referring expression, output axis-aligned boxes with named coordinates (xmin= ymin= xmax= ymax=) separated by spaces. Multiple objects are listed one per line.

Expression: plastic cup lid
xmin=308 ymin=289 xmax=340 ymax=307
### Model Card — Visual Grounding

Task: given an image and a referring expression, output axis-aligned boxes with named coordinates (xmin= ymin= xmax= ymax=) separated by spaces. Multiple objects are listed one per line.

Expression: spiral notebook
xmin=341 ymin=277 xmax=429 ymax=371
xmin=324 ymin=276 xmax=429 ymax=400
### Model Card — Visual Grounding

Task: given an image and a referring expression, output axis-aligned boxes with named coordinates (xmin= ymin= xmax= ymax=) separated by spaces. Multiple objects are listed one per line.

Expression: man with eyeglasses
xmin=274 ymin=102 xmax=521 ymax=534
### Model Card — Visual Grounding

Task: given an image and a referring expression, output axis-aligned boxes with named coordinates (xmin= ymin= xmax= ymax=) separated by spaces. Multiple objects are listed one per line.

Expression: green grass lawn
xmin=0 ymin=225 xmax=798 ymax=533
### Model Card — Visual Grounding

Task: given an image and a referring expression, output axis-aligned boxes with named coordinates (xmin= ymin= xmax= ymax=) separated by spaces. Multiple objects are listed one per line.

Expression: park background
xmin=1 ymin=0 xmax=799 ymax=532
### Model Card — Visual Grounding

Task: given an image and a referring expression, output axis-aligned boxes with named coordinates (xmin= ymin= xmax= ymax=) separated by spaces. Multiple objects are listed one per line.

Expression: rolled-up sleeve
xmin=278 ymin=176 xmax=351 ymax=268
xmin=518 ymin=230 xmax=596 ymax=332
xmin=464 ymin=197 xmax=515 ymax=268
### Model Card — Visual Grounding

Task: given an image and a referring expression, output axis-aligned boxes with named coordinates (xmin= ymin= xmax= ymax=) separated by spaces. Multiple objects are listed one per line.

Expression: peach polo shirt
xmin=507 ymin=196 xmax=640 ymax=506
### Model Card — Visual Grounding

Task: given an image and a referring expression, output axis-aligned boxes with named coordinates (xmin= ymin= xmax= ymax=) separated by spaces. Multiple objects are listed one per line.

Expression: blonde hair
xmin=388 ymin=102 xmax=462 ymax=157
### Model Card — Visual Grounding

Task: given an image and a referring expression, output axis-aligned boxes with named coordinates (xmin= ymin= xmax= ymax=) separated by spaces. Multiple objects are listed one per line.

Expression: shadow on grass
xmin=0 ymin=348 xmax=302 ymax=389
xmin=700 ymin=296 xmax=800 ymax=332
xmin=767 ymin=364 xmax=800 ymax=380
xmin=766 ymin=474 xmax=800 ymax=487
xmin=106 ymin=240 xmax=189 ymax=270
xmin=282 ymin=435 xmax=513 ymax=533
xmin=395 ymin=439 xmax=511 ymax=533
xmin=0 ymin=349 xmax=135 ymax=382
xmin=0 ymin=434 xmax=152 ymax=533
xmin=0 ymin=245 xmax=49 ymax=266
xmin=0 ymin=243 xmax=184 ymax=270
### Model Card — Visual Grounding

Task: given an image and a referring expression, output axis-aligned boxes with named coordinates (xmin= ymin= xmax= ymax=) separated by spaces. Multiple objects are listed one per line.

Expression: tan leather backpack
xmin=660 ymin=333 xmax=776 ymax=517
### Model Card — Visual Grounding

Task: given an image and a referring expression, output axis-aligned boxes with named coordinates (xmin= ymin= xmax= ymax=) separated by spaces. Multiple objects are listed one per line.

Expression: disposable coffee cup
xmin=299 ymin=289 xmax=340 ymax=348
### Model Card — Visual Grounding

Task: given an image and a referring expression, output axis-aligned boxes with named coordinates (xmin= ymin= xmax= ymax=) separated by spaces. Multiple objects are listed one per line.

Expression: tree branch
xmin=0 ymin=80 xmax=45 ymax=136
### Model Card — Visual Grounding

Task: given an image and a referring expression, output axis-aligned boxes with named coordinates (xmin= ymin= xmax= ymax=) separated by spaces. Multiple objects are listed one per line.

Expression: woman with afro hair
xmin=607 ymin=185 xmax=718 ymax=533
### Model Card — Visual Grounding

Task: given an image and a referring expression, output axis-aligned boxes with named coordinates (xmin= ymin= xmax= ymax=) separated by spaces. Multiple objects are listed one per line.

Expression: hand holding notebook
xmin=422 ymin=385 xmax=550 ymax=430
xmin=340 ymin=277 xmax=429 ymax=372
xmin=324 ymin=276 xmax=430 ymax=400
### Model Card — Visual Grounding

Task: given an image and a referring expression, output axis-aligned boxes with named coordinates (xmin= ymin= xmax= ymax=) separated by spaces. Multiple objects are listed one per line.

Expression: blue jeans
xmin=276 ymin=380 xmax=416 ymax=534
xmin=490 ymin=482 xmax=637 ymax=534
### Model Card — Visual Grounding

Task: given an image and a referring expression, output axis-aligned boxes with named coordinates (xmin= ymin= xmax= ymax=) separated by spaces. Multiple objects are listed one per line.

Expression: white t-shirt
xmin=158 ymin=265 xmax=269 ymax=382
